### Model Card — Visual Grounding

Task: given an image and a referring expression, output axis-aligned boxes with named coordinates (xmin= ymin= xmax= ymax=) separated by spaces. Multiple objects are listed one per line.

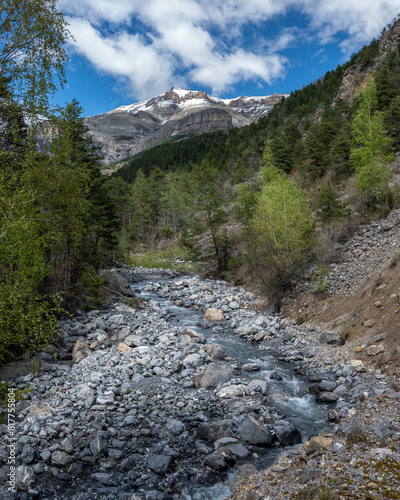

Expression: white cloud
xmin=58 ymin=0 xmax=136 ymax=25
xmin=59 ymin=0 xmax=400 ymax=100
xmin=299 ymin=0 xmax=400 ymax=54
xmin=66 ymin=17 xmax=176 ymax=98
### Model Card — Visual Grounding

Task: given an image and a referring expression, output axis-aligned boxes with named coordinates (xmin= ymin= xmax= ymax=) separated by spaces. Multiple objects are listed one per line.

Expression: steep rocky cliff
xmin=334 ymin=19 xmax=400 ymax=106
xmin=84 ymin=88 xmax=287 ymax=164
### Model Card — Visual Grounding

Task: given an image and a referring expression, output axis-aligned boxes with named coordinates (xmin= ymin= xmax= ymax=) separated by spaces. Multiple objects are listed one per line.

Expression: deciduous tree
xmin=0 ymin=0 xmax=70 ymax=114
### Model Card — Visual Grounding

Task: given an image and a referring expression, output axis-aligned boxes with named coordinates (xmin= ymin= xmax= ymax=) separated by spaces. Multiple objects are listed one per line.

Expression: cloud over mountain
xmin=59 ymin=0 xmax=400 ymax=100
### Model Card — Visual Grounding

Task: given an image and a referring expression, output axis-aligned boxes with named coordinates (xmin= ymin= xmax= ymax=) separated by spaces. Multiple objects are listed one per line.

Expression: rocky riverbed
xmin=1 ymin=268 xmax=400 ymax=499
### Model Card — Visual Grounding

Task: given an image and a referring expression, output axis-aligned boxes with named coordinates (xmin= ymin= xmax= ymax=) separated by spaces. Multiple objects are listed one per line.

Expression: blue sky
xmin=54 ymin=0 xmax=400 ymax=117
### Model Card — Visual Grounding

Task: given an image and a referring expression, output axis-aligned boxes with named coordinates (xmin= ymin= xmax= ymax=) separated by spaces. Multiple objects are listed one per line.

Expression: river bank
xmin=0 ymin=268 xmax=399 ymax=499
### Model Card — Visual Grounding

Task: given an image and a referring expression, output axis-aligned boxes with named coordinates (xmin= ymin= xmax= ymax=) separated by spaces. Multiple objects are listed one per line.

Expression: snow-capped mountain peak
xmin=84 ymin=87 xmax=287 ymax=164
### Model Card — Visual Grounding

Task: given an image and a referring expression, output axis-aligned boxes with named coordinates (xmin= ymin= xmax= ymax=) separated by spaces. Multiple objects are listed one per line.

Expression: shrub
xmin=310 ymin=264 xmax=330 ymax=293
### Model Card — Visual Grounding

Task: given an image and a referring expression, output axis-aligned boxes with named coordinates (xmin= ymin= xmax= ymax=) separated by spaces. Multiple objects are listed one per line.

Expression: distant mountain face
xmin=83 ymin=88 xmax=287 ymax=164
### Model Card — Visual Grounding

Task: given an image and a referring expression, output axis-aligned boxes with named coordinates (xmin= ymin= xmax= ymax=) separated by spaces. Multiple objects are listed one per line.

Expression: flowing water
xmin=137 ymin=279 xmax=330 ymax=499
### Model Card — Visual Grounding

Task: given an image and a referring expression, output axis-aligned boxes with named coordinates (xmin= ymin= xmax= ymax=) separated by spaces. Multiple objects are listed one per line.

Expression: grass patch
xmin=129 ymin=245 xmax=198 ymax=273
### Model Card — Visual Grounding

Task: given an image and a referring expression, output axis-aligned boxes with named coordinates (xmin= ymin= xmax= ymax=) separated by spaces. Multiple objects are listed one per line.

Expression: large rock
xmin=90 ymin=436 xmax=108 ymax=457
xmin=72 ymin=339 xmax=90 ymax=363
xmin=199 ymin=363 xmax=233 ymax=389
xmin=237 ymin=416 xmax=272 ymax=445
xmin=183 ymin=327 xmax=201 ymax=342
xmin=207 ymin=344 xmax=225 ymax=360
xmin=319 ymin=331 xmax=344 ymax=346
xmin=247 ymin=379 xmax=267 ymax=395
xmin=77 ymin=385 xmax=95 ymax=409
xmin=303 ymin=437 xmax=333 ymax=456
xmin=273 ymin=420 xmax=302 ymax=446
xmin=204 ymin=451 xmax=227 ymax=471
xmin=223 ymin=442 xmax=250 ymax=459
xmin=350 ymin=360 xmax=367 ymax=372
xmin=147 ymin=454 xmax=171 ymax=474
xmin=316 ymin=391 xmax=339 ymax=403
xmin=182 ymin=353 xmax=204 ymax=369
xmin=15 ymin=465 xmax=36 ymax=490
xmin=51 ymin=451 xmax=74 ymax=467
xmin=366 ymin=345 xmax=384 ymax=356
xmin=99 ymin=269 xmax=134 ymax=297
xmin=204 ymin=308 xmax=225 ymax=321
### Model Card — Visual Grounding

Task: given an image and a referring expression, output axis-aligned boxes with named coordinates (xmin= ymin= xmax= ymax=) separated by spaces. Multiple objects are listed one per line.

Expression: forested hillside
xmin=111 ymin=16 xmax=400 ymax=310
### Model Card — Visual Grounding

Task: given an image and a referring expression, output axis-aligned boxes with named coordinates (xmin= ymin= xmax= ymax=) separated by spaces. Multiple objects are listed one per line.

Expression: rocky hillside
xmin=83 ymin=88 xmax=286 ymax=164
xmin=334 ymin=18 xmax=400 ymax=106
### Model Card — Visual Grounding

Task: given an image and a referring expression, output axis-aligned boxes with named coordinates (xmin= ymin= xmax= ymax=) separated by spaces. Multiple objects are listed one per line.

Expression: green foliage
xmin=310 ymin=264 xmax=330 ymax=293
xmin=234 ymin=180 xmax=262 ymax=223
xmin=160 ymin=226 xmax=174 ymax=238
xmin=0 ymin=165 xmax=63 ymax=364
xmin=350 ymin=78 xmax=394 ymax=210
xmin=78 ymin=266 xmax=104 ymax=309
xmin=355 ymin=39 xmax=380 ymax=68
xmin=384 ymin=95 xmax=400 ymax=149
xmin=129 ymin=245 xmax=195 ymax=273
xmin=247 ymin=167 xmax=315 ymax=310
xmin=0 ymin=0 xmax=70 ymax=115
xmin=113 ymin=131 xmax=231 ymax=182
xmin=0 ymin=87 xmax=120 ymax=362
xmin=189 ymin=162 xmax=232 ymax=275
xmin=315 ymin=184 xmax=350 ymax=224
xmin=302 ymin=115 xmax=338 ymax=175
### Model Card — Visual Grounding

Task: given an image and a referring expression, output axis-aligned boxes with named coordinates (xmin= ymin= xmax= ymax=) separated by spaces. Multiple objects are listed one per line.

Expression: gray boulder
xmin=206 ymin=344 xmax=225 ymax=360
xmin=90 ymin=436 xmax=108 ymax=457
xmin=51 ymin=451 xmax=74 ymax=467
xmin=319 ymin=331 xmax=344 ymax=346
xmin=204 ymin=452 xmax=227 ymax=471
xmin=199 ymin=363 xmax=233 ymax=389
xmin=316 ymin=391 xmax=339 ymax=403
xmin=273 ymin=420 xmax=302 ymax=446
xmin=237 ymin=416 xmax=272 ymax=445
xmin=72 ymin=339 xmax=90 ymax=364
xmin=99 ymin=269 xmax=134 ymax=297
xmin=147 ymin=454 xmax=171 ymax=474
xmin=15 ymin=465 xmax=36 ymax=490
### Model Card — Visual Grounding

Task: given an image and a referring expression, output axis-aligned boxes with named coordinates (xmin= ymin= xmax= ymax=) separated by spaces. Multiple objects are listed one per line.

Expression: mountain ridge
xmin=83 ymin=87 xmax=287 ymax=164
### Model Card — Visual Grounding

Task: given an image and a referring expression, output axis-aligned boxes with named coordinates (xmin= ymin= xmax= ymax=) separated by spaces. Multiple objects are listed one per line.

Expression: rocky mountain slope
xmin=83 ymin=88 xmax=287 ymax=164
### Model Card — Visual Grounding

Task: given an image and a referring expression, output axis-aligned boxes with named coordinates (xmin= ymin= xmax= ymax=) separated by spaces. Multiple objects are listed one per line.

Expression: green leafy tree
xmin=247 ymin=150 xmax=315 ymax=310
xmin=0 ymin=0 xmax=70 ymax=114
xmin=0 ymin=152 xmax=62 ymax=364
xmin=350 ymin=78 xmax=394 ymax=208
